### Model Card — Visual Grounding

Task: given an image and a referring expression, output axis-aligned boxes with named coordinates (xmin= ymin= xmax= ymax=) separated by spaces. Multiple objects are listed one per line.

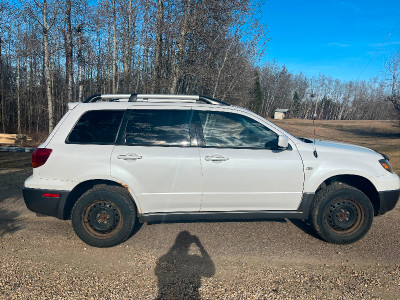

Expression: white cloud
xmin=327 ymin=43 xmax=351 ymax=48
xmin=370 ymin=41 xmax=400 ymax=47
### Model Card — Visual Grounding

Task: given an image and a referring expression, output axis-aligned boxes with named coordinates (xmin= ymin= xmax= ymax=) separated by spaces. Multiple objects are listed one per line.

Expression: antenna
xmin=357 ymin=20 xmax=400 ymax=80
xmin=307 ymin=84 xmax=318 ymax=158
xmin=312 ymin=93 xmax=319 ymax=158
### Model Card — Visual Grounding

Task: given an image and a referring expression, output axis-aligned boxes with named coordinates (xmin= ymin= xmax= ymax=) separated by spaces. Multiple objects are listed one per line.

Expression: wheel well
xmin=317 ymin=175 xmax=380 ymax=216
xmin=63 ymin=180 xmax=134 ymax=220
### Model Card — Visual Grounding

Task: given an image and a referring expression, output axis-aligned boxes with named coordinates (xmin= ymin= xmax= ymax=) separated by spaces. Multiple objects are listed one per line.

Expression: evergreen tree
xmin=292 ymin=91 xmax=301 ymax=118
xmin=252 ymin=72 xmax=264 ymax=114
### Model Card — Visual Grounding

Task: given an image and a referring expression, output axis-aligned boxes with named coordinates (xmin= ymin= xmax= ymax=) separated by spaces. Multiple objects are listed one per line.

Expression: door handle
xmin=205 ymin=154 xmax=229 ymax=162
xmin=117 ymin=153 xmax=142 ymax=161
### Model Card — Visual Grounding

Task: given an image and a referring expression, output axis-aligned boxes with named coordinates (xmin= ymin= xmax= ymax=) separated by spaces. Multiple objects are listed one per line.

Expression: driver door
xmin=195 ymin=109 xmax=304 ymax=212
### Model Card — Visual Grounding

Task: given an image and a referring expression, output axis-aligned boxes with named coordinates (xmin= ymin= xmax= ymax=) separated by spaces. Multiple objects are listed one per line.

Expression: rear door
xmin=195 ymin=109 xmax=304 ymax=212
xmin=111 ymin=108 xmax=202 ymax=214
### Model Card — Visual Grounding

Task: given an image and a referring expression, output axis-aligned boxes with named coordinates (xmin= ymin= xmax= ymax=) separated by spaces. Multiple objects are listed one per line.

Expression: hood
xmin=314 ymin=139 xmax=378 ymax=155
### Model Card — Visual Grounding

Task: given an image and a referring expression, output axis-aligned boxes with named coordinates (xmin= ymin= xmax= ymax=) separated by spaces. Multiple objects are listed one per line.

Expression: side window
xmin=125 ymin=110 xmax=192 ymax=146
xmin=198 ymin=111 xmax=278 ymax=149
xmin=66 ymin=110 xmax=124 ymax=144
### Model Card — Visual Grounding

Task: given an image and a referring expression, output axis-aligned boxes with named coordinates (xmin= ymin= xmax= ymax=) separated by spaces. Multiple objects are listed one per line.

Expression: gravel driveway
xmin=1 ymin=153 xmax=399 ymax=299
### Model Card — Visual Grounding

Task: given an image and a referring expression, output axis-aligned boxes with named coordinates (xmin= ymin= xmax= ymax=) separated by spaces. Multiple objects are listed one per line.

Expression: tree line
xmin=0 ymin=0 xmax=398 ymax=135
xmin=256 ymin=62 xmax=397 ymax=120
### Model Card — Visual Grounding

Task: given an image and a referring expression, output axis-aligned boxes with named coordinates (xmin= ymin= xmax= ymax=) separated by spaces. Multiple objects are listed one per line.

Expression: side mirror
xmin=277 ymin=135 xmax=289 ymax=149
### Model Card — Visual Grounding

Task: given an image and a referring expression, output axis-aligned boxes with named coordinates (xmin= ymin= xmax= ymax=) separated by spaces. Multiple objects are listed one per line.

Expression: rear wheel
xmin=310 ymin=183 xmax=373 ymax=244
xmin=71 ymin=185 xmax=136 ymax=247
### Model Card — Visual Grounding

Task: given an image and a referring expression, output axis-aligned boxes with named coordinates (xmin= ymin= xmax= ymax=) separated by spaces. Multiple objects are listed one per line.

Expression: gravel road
xmin=1 ymin=153 xmax=399 ymax=299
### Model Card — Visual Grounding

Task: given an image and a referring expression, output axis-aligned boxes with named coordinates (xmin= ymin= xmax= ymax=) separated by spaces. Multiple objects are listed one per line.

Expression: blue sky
xmin=261 ymin=0 xmax=400 ymax=81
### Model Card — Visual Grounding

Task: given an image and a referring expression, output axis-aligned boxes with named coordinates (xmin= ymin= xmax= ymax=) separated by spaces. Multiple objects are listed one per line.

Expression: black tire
xmin=310 ymin=183 xmax=373 ymax=244
xmin=71 ymin=184 xmax=136 ymax=247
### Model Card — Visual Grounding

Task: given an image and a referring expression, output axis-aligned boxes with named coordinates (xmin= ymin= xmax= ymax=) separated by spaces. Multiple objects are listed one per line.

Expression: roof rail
xmin=82 ymin=94 xmax=132 ymax=103
xmin=82 ymin=94 xmax=230 ymax=105
xmin=199 ymin=95 xmax=230 ymax=106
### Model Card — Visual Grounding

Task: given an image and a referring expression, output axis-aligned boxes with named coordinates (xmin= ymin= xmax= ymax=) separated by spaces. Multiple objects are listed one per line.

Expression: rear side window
xmin=67 ymin=110 xmax=124 ymax=144
xmin=125 ymin=110 xmax=192 ymax=146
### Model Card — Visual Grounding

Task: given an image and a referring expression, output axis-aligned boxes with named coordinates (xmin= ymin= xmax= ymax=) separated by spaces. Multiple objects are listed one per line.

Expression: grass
xmin=0 ymin=152 xmax=32 ymax=169
xmin=273 ymin=119 xmax=400 ymax=174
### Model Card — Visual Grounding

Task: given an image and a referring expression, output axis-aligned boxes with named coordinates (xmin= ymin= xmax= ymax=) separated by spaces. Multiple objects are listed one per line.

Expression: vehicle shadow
xmin=148 ymin=218 xmax=322 ymax=242
xmin=148 ymin=218 xmax=287 ymax=225
xmin=154 ymin=231 xmax=215 ymax=300
xmin=288 ymin=219 xmax=323 ymax=241
xmin=0 ymin=208 xmax=24 ymax=237
xmin=128 ymin=219 xmax=144 ymax=239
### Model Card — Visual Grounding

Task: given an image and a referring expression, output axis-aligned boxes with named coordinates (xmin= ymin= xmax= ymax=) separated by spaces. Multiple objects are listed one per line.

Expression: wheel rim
xmin=325 ymin=199 xmax=364 ymax=234
xmin=82 ymin=201 xmax=123 ymax=239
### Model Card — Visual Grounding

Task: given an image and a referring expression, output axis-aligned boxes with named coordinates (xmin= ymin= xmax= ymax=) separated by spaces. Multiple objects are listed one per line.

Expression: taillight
xmin=32 ymin=148 xmax=53 ymax=168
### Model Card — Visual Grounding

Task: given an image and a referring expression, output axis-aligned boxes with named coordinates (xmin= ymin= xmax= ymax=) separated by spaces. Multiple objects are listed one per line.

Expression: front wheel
xmin=71 ymin=185 xmax=136 ymax=247
xmin=310 ymin=183 xmax=373 ymax=244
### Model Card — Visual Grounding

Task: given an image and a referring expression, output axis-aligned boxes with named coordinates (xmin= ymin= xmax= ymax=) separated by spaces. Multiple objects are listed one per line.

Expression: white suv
xmin=23 ymin=94 xmax=400 ymax=247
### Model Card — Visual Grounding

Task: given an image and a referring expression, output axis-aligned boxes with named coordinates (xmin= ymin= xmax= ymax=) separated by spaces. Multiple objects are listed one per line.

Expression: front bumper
xmin=379 ymin=189 xmax=400 ymax=215
xmin=22 ymin=187 xmax=70 ymax=219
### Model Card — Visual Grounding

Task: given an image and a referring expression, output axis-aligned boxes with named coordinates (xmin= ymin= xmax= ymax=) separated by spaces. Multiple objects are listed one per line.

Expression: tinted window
xmin=67 ymin=110 xmax=124 ymax=144
xmin=198 ymin=111 xmax=278 ymax=149
xmin=125 ymin=110 xmax=192 ymax=146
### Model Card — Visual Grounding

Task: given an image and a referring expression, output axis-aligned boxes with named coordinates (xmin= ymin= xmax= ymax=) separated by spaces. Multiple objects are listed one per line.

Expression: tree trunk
xmin=212 ymin=37 xmax=235 ymax=98
xmin=65 ymin=0 xmax=73 ymax=102
xmin=392 ymin=73 xmax=397 ymax=97
xmin=28 ymin=49 xmax=34 ymax=132
xmin=0 ymin=36 xmax=4 ymax=133
xmin=77 ymin=25 xmax=83 ymax=101
xmin=112 ymin=0 xmax=117 ymax=93
xmin=169 ymin=0 xmax=192 ymax=94
xmin=122 ymin=0 xmax=133 ymax=91
xmin=135 ymin=30 xmax=145 ymax=92
xmin=106 ymin=24 xmax=112 ymax=93
xmin=17 ymin=58 xmax=21 ymax=133
xmin=43 ymin=0 xmax=54 ymax=133
xmin=152 ymin=0 xmax=164 ymax=93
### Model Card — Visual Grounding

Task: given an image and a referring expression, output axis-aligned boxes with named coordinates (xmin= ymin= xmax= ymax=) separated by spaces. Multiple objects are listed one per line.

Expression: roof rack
xmin=82 ymin=94 xmax=230 ymax=106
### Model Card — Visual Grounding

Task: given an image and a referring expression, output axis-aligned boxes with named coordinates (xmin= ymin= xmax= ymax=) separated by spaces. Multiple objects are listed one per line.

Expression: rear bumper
xmin=22 ymin=187 xmax=70 ymax=219
xmin=379 ymin=189 xmax=400 ymax=215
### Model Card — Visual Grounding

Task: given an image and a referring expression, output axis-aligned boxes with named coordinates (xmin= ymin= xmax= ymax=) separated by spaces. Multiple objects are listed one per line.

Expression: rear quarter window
xmin=66 ymin=110 xmax=124 ymax=144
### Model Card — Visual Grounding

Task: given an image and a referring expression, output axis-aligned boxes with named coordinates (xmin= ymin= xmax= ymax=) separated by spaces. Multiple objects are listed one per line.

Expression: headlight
xmin=379 ymin=159 xmax=393 ymax=173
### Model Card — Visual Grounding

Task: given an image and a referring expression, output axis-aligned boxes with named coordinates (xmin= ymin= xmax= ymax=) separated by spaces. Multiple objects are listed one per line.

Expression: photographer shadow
xmin=155 ymin=231 xmax=215 ymax=299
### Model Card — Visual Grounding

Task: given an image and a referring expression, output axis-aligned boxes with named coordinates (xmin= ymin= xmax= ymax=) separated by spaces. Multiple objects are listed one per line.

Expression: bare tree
xmin=169 ymin=0 xmax=192 ymax=94
xmin=121 ymin=0 xmax=136 ymax=91
xmin=65 ymin=0 xmax=73 ymax=102
xmin=26 ymin=0 xmax=61 ymax=133
xmin=0 ymin=19 xmax=4 ymax=133
xmin=0 ymin=0 xmax=11 ymax=132
xmin=111 ymin=0 xmax=117 ymax=93
xmin=152 ymin=0 xmax=164 ymax=93
xmin=75 ymin=0 xmax=89 ymax=101
xmin=385 ymin=51 xmax=400 ymax=121
xmin=385 ymin=50 xmax=400 ymax=96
